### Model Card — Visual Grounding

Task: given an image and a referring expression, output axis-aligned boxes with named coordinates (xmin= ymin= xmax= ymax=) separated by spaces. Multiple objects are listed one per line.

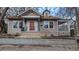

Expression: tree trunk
xmin=0 ymin=7 xmax=9 ymax=33
xmin=74 ymin=8 xmax=79 ymax=32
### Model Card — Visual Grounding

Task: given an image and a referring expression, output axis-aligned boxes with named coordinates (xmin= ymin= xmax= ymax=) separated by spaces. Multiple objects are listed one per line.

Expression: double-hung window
xmin=49 ymin=22 xmax=53 ymax=28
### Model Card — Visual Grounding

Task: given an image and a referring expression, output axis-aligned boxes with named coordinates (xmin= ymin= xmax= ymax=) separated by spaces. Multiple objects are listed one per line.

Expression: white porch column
xmin=67 ymin=20 xmax=70 ymax=35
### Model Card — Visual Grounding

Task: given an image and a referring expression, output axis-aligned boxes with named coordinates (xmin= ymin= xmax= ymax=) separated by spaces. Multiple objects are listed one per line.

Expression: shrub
xmin=8 ymin=34 xmax=13 ymax=36
xmin=15 ymin=33 xmax=20 ymax=36
xmin=41 ymin=34 xmax=49 ymax=39
xmin=70 ymin=29 xmax=74 ymax=37
xmin=44 ymin=34 xmax=47 ymax=38
xmin=50 ymin=34 xmax=53 ymax=37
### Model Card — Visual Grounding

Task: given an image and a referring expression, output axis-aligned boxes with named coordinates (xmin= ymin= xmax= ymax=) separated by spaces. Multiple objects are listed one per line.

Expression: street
xmin=0 ymin=38 xmax=77 ymax=51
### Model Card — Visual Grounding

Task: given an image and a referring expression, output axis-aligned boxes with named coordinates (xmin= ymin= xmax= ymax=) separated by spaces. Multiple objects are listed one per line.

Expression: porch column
xmin=67 ymin=20 xmax=70 ymax=35
xmin=22 ymin=18 xmax=26 ymax=31
xmin=38 ymin=18 xmax=40 ymax=31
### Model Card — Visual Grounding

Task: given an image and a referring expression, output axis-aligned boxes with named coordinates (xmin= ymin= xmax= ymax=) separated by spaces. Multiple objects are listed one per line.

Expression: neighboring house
xmin=7 ymin=9 xmax=70 ymax=38
xmin=70 ymin=20 xmax=76 ymax=30
xmin=58 ymin=23 xmax=70 ymax=36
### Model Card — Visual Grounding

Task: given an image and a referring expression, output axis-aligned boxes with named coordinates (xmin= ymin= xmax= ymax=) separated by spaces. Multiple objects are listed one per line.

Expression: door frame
xmin=27 ymin=20 xmax=38 ymax=32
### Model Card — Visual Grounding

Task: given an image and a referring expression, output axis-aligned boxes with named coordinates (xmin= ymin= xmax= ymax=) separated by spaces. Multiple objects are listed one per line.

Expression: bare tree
xmin=0 ymin=7 xmax=77 ymax=34
xmin=0 ymin=7 xmax=9 ymax=33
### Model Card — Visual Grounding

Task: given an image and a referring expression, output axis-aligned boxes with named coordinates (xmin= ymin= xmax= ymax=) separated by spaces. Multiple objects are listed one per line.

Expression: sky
xmin=6 ymin=7 xmax=76 ymax=20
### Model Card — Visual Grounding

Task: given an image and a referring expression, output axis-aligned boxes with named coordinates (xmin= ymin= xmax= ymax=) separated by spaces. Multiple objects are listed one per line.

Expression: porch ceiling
xmin=22 ymin=16 xmax=40 ymax=18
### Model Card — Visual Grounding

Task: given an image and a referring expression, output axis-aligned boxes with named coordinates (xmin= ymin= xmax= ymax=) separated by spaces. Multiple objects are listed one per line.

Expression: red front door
xmin=29 ymin=20 xmax=35 ymax=31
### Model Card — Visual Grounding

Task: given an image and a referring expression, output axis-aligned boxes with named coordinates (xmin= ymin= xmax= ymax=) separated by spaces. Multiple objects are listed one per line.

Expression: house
xmin=7 ymin=9 xmax=70 ymax=38
xmin=58 ymin=23 xmax=70 ymax=36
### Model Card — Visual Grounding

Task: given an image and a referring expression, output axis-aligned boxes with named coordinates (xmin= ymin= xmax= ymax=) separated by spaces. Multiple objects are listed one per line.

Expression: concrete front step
xmin=21 ymin=32 xmax=41 ymax=35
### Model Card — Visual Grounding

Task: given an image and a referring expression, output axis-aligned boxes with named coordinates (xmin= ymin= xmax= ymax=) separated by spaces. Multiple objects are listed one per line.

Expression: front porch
xmin=20 ymin=16 xmax=40 ymax=32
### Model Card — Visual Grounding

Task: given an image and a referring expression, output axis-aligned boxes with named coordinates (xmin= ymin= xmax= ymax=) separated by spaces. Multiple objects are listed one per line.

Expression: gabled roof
xmin=18 ymin=9 xmax=40 ymax=16
xmin=42 ymin=9 xmax=50 ymax=15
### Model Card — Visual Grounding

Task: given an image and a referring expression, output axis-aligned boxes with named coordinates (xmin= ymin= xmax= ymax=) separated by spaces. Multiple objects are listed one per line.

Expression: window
xmin=44 ymin=12 xmax=49 ymax=16
xmin=19 ymin=21 xmax=23 ymax=28
xmin=44 ymin=21 xmax=53 ymax=29
xmin=50 ymin=22 xmax=53 ymax=28
xmin=44 ymin=21 xmax=49 ymax=28
xmin=13 ymin=21 xmax=18 ymax=28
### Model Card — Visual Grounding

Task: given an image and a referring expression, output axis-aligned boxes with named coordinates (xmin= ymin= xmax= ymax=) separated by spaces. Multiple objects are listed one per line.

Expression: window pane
xmin=19 ymin=21 xmax=23 ymax=28
xmin=44 ymin=21 xmax=49 ymax=28
xmin=50 ymin=22 xmax=53 ymax=28
xmin=13 ymin=21 xmax=18 ymax=28
xmin=44 ymin=25 xmax=48 ymax=28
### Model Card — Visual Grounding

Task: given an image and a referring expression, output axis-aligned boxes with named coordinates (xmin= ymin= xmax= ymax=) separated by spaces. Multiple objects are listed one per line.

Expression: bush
xmin=8 ymin=34 xmax=13 ymax=36
xmin=15 ymin=33 xmax=20 ymax=36
xmin=18 ymin=45 xmax=24 ymax=48
xmin=41 ymin=34 xmax=49 ymax=39
xmin=50 ymin=34 xmax=53 ymax=37
xmin=70 ymin=29 xmax=74 ymax=37
xmin=44 ymin=34 xmax=48 ymax=38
